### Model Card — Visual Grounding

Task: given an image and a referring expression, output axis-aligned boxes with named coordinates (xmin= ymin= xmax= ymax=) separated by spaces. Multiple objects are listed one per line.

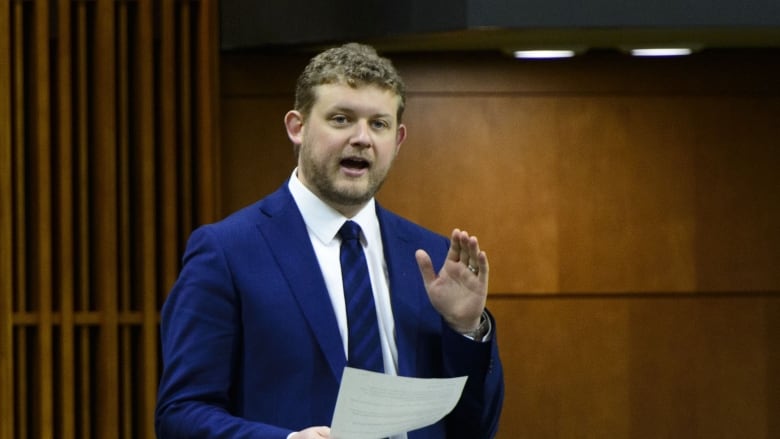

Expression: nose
xmin=350 ymin=120 xmax=372 ymax=148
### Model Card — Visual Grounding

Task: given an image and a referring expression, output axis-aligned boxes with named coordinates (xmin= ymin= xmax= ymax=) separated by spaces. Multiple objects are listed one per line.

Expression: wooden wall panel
xmin=221 ymin=50 xmax=780 ymax=294
xmin=390 ymin=94 xmax=780 ymax=293
xmin=488 ymin=294 xmax=780 ymax=438
xmin=220 ymin=48 xmax=780 ymax=438
xmin=387 ymin=64 xmax=779 ymax=293
xmin=220 ymin=97 xmax=298 ymax=212
xmin=0 ymin=1 xmax=220 ymax=438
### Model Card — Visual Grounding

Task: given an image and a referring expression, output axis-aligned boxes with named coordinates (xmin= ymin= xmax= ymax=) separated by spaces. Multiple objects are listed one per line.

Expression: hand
xmin=289 ymin=426 xmax=330 ymax=438
xmin=415 ymin=229 xmax=489 ymax=333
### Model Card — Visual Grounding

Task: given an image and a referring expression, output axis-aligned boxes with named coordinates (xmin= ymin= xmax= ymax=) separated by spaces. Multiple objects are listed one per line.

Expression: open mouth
xmin=340 ymin=157 xmax=370 ymax=171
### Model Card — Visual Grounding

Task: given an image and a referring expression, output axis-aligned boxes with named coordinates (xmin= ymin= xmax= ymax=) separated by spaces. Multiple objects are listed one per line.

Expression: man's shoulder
xmin=376 ymin=206 xmax=448 ymax=245
xmin=197 ymin=184 xmax=293 ymax=234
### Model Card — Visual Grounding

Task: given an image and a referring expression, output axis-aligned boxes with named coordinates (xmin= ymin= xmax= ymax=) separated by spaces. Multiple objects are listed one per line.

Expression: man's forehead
xmin=313 ymin=83 xmax=401 ymax=113
xmin=314 ymin=81 xmax=398 ymax=97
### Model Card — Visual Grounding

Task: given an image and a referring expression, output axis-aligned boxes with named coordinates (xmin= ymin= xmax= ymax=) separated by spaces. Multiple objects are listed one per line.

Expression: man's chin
xmin=335 ymin=191 xmax=373 ymax=206
xmin=328 ymin=183 xmax=375 ymax=205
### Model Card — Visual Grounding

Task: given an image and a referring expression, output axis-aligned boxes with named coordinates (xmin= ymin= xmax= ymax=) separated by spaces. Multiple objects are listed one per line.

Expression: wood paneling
xmin=385 ymin=53 xmax=780 ymax=294
xmin=220 ymin=48 xmax=780 ymax=438
xmin=0 ymin=1 xmax=220 ymax=438
xmin=489 ymin=294 xmax=780 ymax=438
xmin=221 ymin=50 xmax=780 ymax=294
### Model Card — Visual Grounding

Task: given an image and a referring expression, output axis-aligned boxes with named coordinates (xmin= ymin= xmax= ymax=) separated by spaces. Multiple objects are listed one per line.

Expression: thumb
xmin=415 ymin=249 xmax=436 ymax=287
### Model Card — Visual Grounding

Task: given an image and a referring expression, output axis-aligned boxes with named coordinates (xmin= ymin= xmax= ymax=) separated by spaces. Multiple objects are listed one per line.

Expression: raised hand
xmin=415 ymin=229 xmax=489 ymax=333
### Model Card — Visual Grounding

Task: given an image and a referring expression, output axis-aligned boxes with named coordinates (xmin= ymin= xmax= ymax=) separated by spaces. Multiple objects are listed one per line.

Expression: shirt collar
xmin=288 ymin=168 xmax=380 ymax=246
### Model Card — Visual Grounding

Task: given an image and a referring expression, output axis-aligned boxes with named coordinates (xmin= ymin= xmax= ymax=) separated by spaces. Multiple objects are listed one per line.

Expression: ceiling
xmin=357 ymin=27 xmax=780 ymax=55
xmin=220 ymin=0 xmax=780 ymax=55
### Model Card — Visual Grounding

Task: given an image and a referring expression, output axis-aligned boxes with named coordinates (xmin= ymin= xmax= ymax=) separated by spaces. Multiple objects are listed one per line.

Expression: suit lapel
xmin=377 ymin=207 xmax=425 ymax=377
xmin=257 ymin=185 xmax=346 ymax=380
xmin=256 ymin=188 xmax=433 ymax=380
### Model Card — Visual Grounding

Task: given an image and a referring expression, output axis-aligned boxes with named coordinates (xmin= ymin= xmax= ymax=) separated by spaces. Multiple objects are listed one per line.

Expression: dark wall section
xmin=220 ymin=0 xmax=780 ymax=50
xmin=466 ymin=0 xmax=780 ymax=27
xmin=220 ymin=0 xmax=467 ymax=50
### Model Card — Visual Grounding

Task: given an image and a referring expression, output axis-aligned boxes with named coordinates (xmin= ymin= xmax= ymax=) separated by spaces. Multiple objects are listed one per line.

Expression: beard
xmin=298 ymin=142 xmax=392 ymax=209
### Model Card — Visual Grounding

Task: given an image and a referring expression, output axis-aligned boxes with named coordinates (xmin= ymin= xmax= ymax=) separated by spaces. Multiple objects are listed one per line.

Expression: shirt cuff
xmin=460 ymin=310 xmax=492 ymax=342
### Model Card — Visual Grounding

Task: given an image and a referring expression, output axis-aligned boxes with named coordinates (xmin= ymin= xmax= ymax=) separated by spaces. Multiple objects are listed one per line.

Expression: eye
xmin=330 ymin=114 xmax=350 ymax=126
xmin=371 ymin=119 xmax=390 ymax=130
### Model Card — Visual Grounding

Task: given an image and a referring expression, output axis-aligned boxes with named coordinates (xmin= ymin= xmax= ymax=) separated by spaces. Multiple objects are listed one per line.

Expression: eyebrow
xmin=328 ymin=105 xmax=393 ymax=120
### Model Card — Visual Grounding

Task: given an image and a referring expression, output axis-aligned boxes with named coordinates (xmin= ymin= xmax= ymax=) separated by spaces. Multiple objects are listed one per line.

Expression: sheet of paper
xmin=330 ymin=367 xmax=468 ymax=439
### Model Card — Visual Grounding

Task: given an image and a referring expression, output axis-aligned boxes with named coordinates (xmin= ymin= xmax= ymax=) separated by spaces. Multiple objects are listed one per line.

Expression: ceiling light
xmin=513 ymin=50 xmax=577 ymax=59
xmin=630 ymin=48 xmax=693 ymax=57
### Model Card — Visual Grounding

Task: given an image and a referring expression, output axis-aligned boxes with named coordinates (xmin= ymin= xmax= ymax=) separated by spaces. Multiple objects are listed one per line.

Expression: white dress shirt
xmin=288 ymin=171 xmax=400 ymax=373
xmin=288 ymin=170 xmax=407 ymax=439
xmin=288 ymin=169 xmax=407 ymax=439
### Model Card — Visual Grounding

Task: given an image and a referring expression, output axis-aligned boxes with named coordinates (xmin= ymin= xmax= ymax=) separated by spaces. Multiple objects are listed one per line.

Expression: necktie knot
xmin=339 ymin=220 xmax=362 ymax=242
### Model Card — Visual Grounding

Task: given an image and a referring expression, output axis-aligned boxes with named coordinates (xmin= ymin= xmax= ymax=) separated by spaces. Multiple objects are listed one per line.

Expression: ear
xmin=284 ymin=110 xmax=304 ymax=145
xmin=395 ymin=123 xmax=407 ymax=153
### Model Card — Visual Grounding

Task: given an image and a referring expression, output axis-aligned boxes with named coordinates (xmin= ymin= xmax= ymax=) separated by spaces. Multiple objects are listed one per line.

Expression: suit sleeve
xmin=441 ymin=311 xmax=504 ymax=439
xmin=427 ymin=235 xmax=504 ymax=439
xmin=155 ymin=226 xmax=292 ymax=439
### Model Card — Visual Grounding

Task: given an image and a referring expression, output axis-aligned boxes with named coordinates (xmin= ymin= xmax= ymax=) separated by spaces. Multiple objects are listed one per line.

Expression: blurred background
xmin=1 ymin=0 xmax=778 ymax=438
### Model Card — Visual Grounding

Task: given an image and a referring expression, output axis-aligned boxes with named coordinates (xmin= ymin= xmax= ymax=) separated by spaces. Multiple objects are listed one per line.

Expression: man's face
xmin=286 ymin=83 xmax=407 ymax=216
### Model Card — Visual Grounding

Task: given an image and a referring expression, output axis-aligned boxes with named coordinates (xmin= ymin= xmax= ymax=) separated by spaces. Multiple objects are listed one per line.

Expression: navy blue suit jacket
xmin=155 ymin=184 xmax=504 ymax=438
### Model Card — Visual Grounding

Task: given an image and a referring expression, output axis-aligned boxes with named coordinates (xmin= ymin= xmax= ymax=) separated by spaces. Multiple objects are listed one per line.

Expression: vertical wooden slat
xmin=117 ymin=0 xmax=130 ymax=316
xmin=16 ymin=330 xmax=27 ymax=439
xmin=56 ymin=0 xmax=76 ymax=438
xmin=75 ymin=2 xmax=92 ymax=435
xmin=116 ymin=2 xmax=132 ymax=436
xmin=0 ymin=1 xmax=15 ymax=435
xmin=120 ymin=328 xmax=132 ymax=439
xmin=158 ymin=0 xmax=179 ymax=430
xmin=78 ymin=329 xmax=91 ymax=439
xmin=137 ymin=1 xmax=158 ymax=437
xmin=160 ymin=0 xmax=178 ymax=298
xmin=178 ymin=1 xmax=193 ymax=243
xmin=11 ymin=2 xmax=26 ymax=435
xmin=196 ymin=0 xmax=219 ymax=224
xmin=31 ymin=1 xmax=54 ymax=436
xmin=12 ymin=0 xmax=26 ymax=319
xmin=94 ymin=0 xmax=120 ymax=436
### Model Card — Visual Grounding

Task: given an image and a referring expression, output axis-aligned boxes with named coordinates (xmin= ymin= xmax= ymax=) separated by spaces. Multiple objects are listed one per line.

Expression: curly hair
xmin=294 ymin=43 xmax=406 ymax=123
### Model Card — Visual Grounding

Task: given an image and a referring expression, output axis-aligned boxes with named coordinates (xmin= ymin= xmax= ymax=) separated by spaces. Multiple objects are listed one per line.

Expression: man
xmin=155 ymin=43 xmax=504 ymax=439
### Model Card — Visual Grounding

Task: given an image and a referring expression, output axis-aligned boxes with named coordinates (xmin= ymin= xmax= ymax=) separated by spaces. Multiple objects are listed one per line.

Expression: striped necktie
xmin=338 ymin=220 xmax=383 ymax=373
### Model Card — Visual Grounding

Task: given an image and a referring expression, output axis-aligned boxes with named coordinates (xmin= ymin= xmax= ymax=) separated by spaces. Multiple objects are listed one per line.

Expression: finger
xmin=415 ymin=249 xmax=436 ymax=286
xmin=447 ymin=229 xmax=463 ymax=262
xmin=477 ymin=250 xmax=489 ymax=281
xmin=457 ymin=231 xmax=470 ymax=264
xmin=466 ymin=235 xmax=480 ymax=266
